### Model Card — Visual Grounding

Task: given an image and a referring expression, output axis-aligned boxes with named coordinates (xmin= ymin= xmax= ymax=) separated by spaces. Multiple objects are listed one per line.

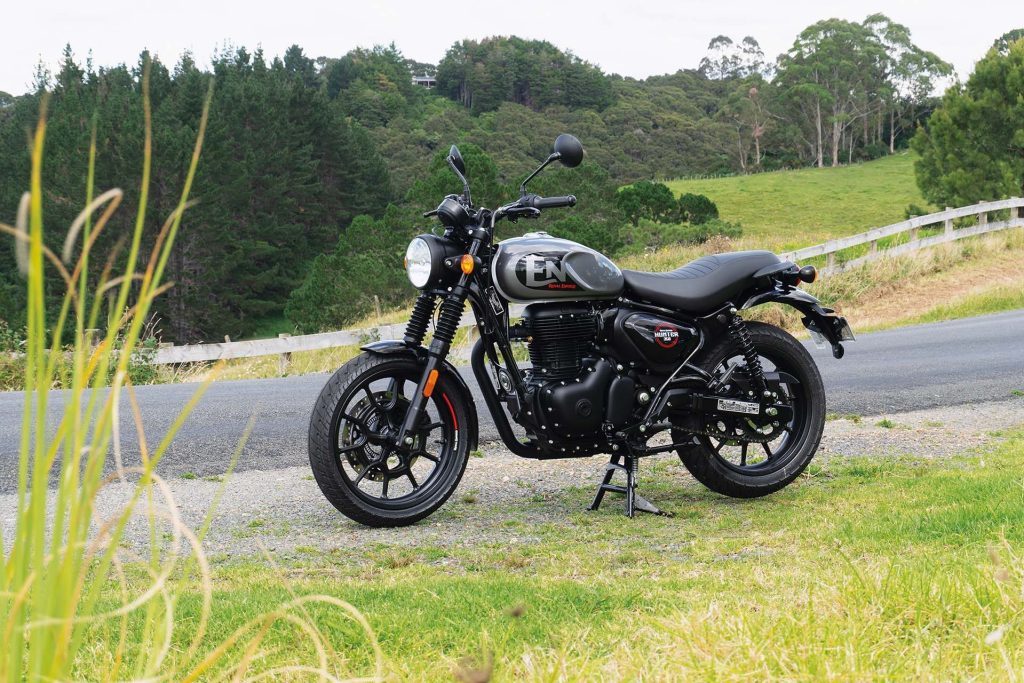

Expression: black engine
xmin=509 ymin=304 xmax=637 ymax=443
xmin=520 ymin=303 xmax=598 ymax=380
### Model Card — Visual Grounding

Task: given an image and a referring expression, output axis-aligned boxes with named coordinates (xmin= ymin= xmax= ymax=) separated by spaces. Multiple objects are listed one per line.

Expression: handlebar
xmin=525 ymin=194 xmax=577 ymax=209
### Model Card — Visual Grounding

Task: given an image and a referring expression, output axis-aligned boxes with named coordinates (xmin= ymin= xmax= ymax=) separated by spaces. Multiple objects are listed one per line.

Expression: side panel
xmin=605 ymin=310 xmax=701 ymax=372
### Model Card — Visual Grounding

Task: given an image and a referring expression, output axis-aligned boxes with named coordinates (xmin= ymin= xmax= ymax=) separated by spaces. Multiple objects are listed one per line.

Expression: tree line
xmin=1 ymin=18 xmax=1021 ymax=341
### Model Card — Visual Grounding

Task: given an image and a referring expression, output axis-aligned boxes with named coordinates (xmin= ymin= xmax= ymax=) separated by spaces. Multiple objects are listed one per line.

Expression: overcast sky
xmin=2 ymin=0 xmax=1021 ymax=95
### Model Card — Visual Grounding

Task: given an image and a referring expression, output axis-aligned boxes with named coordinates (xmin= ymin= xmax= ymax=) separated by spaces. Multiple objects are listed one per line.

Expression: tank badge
xmin=517 ymin=254 xmax=579 ymax=290
xmin=654 ymin=324 xmax=680 ymax=348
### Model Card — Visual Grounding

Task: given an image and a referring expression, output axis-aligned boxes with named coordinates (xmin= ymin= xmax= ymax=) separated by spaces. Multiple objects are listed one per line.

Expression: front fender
xmin=741 ymin=289 xmax=854 ymax=359
xmin=361 ymin=340 xmax=479 ymax=450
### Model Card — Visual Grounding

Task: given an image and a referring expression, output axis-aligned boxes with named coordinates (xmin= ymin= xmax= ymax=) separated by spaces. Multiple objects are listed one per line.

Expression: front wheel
xmin=309 ymin=352 xmax=472 ymax=527
xmin=676 ymin=322 xmax=825 ymax=498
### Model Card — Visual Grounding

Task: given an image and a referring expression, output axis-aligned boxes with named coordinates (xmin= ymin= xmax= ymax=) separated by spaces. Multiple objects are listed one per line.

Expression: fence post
xmin=826 ymin=252 xmax=836 ymax=270
xmin=944 ymin=208 xmax=953 ymax=236
xmin=909 ymin=227 xmax=919 ymax=243
xmin=278 ymin=333 xmax=291 ymax=375
xmin=869 ymin=239 xmax=878 ymax=255
xmin=978 ymin=200 xmax=987 ymax=228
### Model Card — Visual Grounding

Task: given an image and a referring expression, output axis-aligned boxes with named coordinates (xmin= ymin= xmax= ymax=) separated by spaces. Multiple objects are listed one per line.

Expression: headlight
xmin=405 ymin=238 xmax=433 ymax=288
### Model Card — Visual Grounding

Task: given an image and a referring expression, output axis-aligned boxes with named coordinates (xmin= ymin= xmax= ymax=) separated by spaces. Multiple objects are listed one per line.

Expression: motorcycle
xmin=309 ymin=134 xmax=855 ymax=526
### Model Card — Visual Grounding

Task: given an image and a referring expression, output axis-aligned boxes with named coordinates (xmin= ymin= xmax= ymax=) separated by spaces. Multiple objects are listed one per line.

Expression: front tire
xmin=676 ymin=322 xmax=825 ymax=498
xmin=309 ymin=352 xmax=471 ymax=527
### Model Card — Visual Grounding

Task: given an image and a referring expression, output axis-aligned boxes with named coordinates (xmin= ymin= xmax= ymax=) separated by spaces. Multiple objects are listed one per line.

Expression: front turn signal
xmin=460 ymin=254 xmax=475 ymax=275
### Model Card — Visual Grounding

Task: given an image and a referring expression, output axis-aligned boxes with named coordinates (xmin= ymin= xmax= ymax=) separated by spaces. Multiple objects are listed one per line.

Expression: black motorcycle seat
xmin=621 ymin=250 xmax=781 ymax=313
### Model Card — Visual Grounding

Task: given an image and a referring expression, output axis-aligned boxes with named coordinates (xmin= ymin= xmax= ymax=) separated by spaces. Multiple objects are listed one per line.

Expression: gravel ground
xmin=3 ymin=398 xmax=1022 ymax=558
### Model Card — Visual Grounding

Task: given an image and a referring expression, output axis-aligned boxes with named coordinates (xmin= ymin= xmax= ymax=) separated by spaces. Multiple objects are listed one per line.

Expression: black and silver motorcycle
xmin=309 ymin=135 xmax=854 ymax=526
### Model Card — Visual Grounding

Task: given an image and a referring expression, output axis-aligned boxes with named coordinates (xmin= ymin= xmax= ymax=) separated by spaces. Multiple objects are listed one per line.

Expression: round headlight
xmin=405 ymin=237 xmax=433 ymax=288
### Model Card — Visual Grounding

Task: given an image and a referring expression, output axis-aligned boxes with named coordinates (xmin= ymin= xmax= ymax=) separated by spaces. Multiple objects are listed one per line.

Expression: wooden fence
xmin=154 ymin=198 xmax=1024 ymax=366
xmin=777 ymin=197 xmax=1024 ymax=273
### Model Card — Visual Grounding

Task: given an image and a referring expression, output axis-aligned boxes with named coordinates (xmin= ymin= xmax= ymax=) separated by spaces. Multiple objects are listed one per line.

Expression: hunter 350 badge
xmin=516 ymin=254 xmax=579 ymax=290
xmin=654 ymin=323 xmax=680 ymax=348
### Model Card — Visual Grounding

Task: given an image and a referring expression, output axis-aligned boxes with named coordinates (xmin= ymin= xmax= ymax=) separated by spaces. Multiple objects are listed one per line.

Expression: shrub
xmin=616 ymin=180 xmax=678 ymax=226
xmin=677 ymin=192 xmax=719 ymax=224
xmin=904 ymin=202 xmax=929 ymax=219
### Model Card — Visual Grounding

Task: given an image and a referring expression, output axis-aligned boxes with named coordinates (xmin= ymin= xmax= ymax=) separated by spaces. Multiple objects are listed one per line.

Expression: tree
xmin=776 ymin=19 xmax=885 ymax=167
xmin=698 ymin=36 xmax=769 ymax=80
xmin=863 ymin=14 xmax=952 ymax=153
xmin=435 ymin=37 xmax=614 ymax=114
xmin=993 ymin=29 xmax=1024 ymax=55
xmin=912 ymin=40 xmax=1024 ymax=206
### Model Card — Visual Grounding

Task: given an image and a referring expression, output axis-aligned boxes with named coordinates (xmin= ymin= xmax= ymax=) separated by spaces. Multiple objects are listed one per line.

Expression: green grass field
xmin=665 ymin=153 xmax=929 ymax=250
xmin=89 ymin=430 xmax=1024 ymax=679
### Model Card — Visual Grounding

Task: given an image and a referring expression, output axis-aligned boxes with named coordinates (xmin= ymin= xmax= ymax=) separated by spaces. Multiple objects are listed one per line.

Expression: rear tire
xmin=309 ymin=352 xmax=471 ymax=527
xmin=676 ymin=322 xmax=825 ymax=498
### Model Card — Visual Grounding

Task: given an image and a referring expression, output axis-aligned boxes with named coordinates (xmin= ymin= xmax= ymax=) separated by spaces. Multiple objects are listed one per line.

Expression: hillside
xmin=664 ymin=153 xmax=928 ymax=250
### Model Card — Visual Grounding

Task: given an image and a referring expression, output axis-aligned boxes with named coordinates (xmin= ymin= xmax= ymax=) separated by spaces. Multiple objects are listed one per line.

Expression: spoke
xmin=417 ymin=451 xmax=440 ymax=463
xmin=337 ymin=441 xmax=366 ymax=455
xmin=713 ymin=439 xmax=725 ymax=454
xmin=352 ymin=462 xmax=377 ymax=487
xmin=406 ymin=470 xmax=419 ymax=489
xmin=340 ymin=412 xmax=368 ymax=429
xmin=422 ymin=421 xmax=444 ymax=431
xmin=381 ymin=476 xmax=389 ymax=499
xmin=762 ymin=441 xmax=773 ymax=459
xmin=363 ymin=386 xmax=377 ymax=407
xmin=740 ymin=443 xmax=748 ymax=466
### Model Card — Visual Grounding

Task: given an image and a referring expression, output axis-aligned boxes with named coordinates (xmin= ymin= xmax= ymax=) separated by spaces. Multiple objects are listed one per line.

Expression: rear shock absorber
xmin=727 ymin=308 xmax=768 ymax=396
xmin=403 ymin=293 xmax=437 ymax=347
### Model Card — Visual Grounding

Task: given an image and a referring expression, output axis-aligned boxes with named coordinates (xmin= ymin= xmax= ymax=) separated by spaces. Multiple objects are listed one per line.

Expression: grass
xmin=1 ymin=66 xmax=380 ymax=681
xmin=81 ymin=430 xmax=1024 ymax=679
xmin=664 ymin=153 xmax=929 ymax=249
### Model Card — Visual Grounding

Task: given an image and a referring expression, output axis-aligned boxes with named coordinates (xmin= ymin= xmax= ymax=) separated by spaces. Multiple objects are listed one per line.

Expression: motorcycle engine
xmin=513 ymin=304 xmax=633 ymax=440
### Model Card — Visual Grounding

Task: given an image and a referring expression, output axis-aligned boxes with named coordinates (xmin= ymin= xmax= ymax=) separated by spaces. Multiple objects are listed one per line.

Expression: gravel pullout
xmin=2 ymin=398 xmax=1022 ymax=557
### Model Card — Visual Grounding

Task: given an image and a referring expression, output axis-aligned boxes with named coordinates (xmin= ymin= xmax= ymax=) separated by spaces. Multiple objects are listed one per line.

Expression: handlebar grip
xmin=528 ymin=195 xmax=577 ymax=209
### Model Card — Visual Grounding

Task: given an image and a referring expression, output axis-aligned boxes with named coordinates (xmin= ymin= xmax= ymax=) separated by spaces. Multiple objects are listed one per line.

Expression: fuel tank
xmin=491 ymin=232 xmax=624 ymax=303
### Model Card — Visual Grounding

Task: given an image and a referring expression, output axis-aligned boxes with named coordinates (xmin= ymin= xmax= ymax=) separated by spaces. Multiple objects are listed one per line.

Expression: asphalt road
xmin=1 ymin=310 xmax=1022 ymax=493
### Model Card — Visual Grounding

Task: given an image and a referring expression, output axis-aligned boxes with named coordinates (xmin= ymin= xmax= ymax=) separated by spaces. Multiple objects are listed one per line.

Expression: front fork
xmin=394 ymin=238 xmax=483 ymax=447
xmin=395 ymin=286 xmax=468 ymax=446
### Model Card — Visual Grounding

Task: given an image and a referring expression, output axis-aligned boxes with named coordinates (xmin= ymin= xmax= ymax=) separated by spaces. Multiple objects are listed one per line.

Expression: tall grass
xmin=0 ymin=64 xmax=381 ymax=680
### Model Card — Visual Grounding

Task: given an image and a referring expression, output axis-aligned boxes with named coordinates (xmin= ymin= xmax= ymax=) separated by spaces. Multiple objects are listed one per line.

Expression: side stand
xmin=589 ymin=453 xmax=671 ymax=518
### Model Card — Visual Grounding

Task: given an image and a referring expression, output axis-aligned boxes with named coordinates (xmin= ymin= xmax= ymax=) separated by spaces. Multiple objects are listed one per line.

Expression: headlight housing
xmin=403 ymin=234 xmax=463 ymax=290
xmin=405 ymin=237 xmax=433 ymax=288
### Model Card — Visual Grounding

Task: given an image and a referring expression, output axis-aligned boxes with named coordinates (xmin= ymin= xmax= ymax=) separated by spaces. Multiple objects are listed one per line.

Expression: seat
xmin=621 ymin=250 xmax=780 ymax=313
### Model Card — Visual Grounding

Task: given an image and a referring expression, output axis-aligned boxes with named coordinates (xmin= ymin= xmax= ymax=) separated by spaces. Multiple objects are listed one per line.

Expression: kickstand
xmin=589 ymin=453 xmax=672 ymax=518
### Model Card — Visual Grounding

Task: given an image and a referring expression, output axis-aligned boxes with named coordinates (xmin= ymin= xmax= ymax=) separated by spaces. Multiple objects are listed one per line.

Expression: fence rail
xmin=778 ymin=197 xmax=1024 ymax=272
xmin=155 ymin=198 xmax=1024 ymax=366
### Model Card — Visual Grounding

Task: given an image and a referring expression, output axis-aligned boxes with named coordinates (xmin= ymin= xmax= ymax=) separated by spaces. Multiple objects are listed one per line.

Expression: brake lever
xmin=422 ymin=209 xmax=439 ymax=218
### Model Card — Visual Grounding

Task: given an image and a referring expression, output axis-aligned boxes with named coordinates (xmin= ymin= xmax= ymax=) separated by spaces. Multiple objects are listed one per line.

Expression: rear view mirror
xmin=553 ymin=134 xmax=584 ymax=168
xmin=448 ymin=145 xmax=467 ymax=175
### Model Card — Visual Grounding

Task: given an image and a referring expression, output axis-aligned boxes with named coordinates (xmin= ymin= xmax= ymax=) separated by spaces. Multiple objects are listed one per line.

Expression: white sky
xmin=1 ymin=0 xmax=1021 ymax=95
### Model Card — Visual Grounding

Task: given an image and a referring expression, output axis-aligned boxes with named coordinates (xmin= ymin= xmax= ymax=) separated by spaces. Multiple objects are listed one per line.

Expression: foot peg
xmin=589 ymin=454 xmax=671 ymax=518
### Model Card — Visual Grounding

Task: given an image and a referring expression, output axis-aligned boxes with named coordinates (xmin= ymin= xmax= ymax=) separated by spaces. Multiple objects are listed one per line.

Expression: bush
xmin=677 ymin=193 xmax=719 ymax=224
xmin=616 ymin=180 xmax=678 ymax=226
xmin=624 ymin=217 xmax=742 ymax=252
xmin=904 ymin=202 xmax=929 ymax=219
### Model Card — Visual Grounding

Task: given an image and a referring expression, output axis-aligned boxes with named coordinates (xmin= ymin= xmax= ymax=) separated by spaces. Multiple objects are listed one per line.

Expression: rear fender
xmin=740 ymin=288 xmax=854 ymax=359
xmin=361 ymin=341 xmax=479 ymax=450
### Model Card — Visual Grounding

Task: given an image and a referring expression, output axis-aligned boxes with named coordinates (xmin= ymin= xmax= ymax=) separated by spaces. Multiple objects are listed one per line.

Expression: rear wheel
xmin=309 ymin=353 xmax=471 ymax=527
xmin=675 ymin=322 xmax=825 ymax=498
